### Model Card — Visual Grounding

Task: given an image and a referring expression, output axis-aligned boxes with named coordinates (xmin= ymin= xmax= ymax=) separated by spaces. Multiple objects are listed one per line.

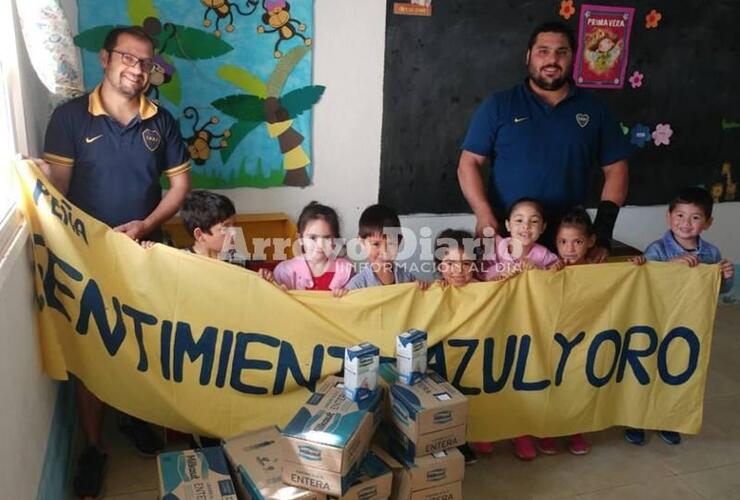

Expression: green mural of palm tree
xmin=212 ymin=46 xmax=324 ymax=187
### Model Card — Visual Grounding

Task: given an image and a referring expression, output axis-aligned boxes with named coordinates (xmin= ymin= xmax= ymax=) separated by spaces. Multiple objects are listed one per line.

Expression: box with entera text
xmin=157 ymin=447 xmax=237 ymax=500
xmin=389 ymin=423 xmax=467 ymax=461
xmin=326 ymin=451 xmax=393 ymax=500
xmin=221 ymin=425 xmax=325 ymax=500
xmin=392 ymin=447 xmax=465 ymax=493
xmin=389 ymin=371 xmax=468 ymax=442
xmin=281 ymin=376 xmax=384 ymax=475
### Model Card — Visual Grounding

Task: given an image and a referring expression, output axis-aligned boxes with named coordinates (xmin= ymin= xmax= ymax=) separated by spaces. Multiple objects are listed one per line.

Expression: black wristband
xmin=593 ymin=200 xmax=620 ymax=250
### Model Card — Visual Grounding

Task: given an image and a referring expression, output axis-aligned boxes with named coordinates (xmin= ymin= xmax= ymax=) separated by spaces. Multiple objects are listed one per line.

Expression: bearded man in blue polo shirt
xmin=458 ymin=21 xmax=630 ymax=261
xmin=41 ymin=26 xmax=191 ymax=499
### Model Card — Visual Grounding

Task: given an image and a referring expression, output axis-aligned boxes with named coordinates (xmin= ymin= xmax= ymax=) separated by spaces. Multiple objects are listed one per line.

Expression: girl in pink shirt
xmin=272 ymin=202 xmax=353 ymax=292
xmin=477 ymin=198 xmax=561 ymax=460
xmin=480 ymin=198 xmax=559 ymax=281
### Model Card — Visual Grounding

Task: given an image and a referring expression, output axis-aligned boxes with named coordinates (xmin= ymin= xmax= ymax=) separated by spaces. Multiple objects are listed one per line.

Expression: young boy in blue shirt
xmin=626 ymin=187 xmax=735 ymax=446
xmin=345 ymin=204 xmax=428 ymax=290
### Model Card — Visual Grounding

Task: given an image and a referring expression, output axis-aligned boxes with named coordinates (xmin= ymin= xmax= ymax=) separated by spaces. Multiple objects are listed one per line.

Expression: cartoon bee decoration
xmin=201 ymin=0 xmax=259 ymax=38
xmin=182 ymin=107 xmax=231 ymax=165
xmin=257 ymin=0 xmax=312 ymax=58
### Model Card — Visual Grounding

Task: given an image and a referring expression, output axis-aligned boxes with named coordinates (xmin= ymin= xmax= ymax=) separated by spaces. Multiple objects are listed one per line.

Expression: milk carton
xmin=344 ymin=343 xmax=380 ymax=402
xmin=396 ymin=330 xmax=427 ymax=385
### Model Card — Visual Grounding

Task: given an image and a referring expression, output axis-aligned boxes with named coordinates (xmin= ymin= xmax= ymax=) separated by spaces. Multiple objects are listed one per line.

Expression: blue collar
xmin=661 ymin=230 xmax=706 ymax=255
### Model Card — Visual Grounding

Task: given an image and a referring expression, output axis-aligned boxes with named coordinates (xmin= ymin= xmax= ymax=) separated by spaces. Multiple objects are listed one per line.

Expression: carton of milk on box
xmin=396 ymin=330 xmax=427 ymax=385
xmin=344 ymin=343 xmax=380 ymax=402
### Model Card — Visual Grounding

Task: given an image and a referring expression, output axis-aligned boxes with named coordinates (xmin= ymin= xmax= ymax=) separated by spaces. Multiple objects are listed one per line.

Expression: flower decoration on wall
xmin=559 ymin=0 xmax=576 ymax=20
xmin=629 ymin=70 xmax=644 ymax=88
xmin=652 ymin=123 xmax=673 ymax=146
xmin=645 ymin=9 xmax=662 ymax=29
xmin=630 ymin=124 xmax=651 ymax=147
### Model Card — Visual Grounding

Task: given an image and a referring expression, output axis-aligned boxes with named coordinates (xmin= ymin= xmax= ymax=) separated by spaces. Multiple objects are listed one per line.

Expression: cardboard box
xmin=396 ymin=330 xmax=427 ymax=385
xmin=393 ymin=447 xmax=464 ymax=493
xmin=370 ymin=445 xmax=405 ymax=500
xmin=158 ymin=447 xmax=237 ymax=499
xmin=327 ymin=451 xmax=393 ymax=500
xmin=282 ymin=376 xmax=384 ymax=476
xmin=404 ymin=481 xmax=463 ymax=500
xmin=282 ymin=460 xmax=360 ymax=498
xmin=221 ymin=426 xmax=324 ymax=500
xmin=390 ymin=371 xmax=468 ymax=443
xmin=344 ymin=343 xmax=380 ymax=402
xmin=389 ymin=424 xmax=467 ymax=461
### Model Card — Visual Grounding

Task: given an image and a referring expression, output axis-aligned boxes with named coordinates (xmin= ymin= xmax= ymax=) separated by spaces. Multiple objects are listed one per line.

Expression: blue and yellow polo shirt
xmin=462 ymin=80 xmax=631 ymax=215
xmin=43 ymin=85 xmax=190 ymax=233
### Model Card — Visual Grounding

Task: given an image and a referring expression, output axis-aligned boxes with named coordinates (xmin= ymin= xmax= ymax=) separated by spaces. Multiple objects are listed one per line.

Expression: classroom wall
xmin=217 ymin=1 xmax=740 ymax=263
xmin=0 ymin=3 xmax=63 ymax=498
xmin=59 ymin=0 xmax=740 ymax=263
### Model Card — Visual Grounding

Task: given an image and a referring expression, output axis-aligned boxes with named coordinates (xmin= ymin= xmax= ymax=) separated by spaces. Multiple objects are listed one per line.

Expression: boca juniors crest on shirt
xmin=142 ymin=128 xmax=162 ymax=152
xmin=574 ymin=4 xmax=635 ymax=89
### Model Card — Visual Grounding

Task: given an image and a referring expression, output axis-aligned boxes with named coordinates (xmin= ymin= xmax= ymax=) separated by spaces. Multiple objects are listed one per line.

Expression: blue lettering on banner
xmin=29 ymin=228 xmax=704 ymax=396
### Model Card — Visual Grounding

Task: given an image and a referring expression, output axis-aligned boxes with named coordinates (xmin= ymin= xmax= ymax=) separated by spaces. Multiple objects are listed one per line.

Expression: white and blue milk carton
xmin=343 ymin=343 xmax=380 ymax=402
xmin=396 ymin=330 xmax=428 ymax=385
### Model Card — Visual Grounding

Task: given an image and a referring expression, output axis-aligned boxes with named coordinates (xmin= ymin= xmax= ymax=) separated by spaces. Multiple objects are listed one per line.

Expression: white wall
xmin=224 ymin=0 xmax=387 ymax=240
xmin=0 ymin=2 xmax=60 ymax=497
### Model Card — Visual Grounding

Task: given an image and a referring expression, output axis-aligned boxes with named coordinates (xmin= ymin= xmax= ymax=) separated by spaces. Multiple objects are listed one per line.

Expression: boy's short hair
xmin=558 ymin=207 xmax=595 ymax=236
xmin=180 ymin=190 xmax=236 ymax=236
xmin=358 ymin=204 xmax=401 ymax=238
xmin=434 ymin=228 xmax=476 ymax=265
xmin=669 ymin=187 xmax=714 ymax=218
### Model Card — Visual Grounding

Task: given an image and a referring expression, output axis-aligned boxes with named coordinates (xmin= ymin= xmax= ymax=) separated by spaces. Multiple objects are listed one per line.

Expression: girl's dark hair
xmin=506 ymin=197 xmax=545 ymax=220
xmin=557 ymin=207 xmax=595 ymax=236
xmin=180 ymin=190 xmax=236 ymax=235
xmin=434 ymin=229 xmax=477 ymax=265
xmin=297 ymin=201 xmax=341 ymax=238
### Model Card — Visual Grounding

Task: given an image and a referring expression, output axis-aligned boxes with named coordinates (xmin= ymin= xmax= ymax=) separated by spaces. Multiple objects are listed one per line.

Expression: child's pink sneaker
xmin=512 ymin=436 xmax=537 ymax=461
xmin=471 ymin=441 xmax=494 ymax=454
xmin=537 ymin=437 xmax=558 ymax=455
xmin=569 ymin=433 xmax=590 ymax=455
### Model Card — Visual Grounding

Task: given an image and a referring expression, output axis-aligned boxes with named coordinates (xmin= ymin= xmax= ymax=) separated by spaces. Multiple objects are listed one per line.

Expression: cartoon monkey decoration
xmin=145 ymin=56 xmax=175 ymax=103
xmin=182 ymin=107 xmax=231 ymax=166
xmin=140 ymin=17 xmax=178 ymax=102
xmin=201 ymin=0 xmax=260 ymax=38
xmin=257 ymin=0 xmax=312 ymax=58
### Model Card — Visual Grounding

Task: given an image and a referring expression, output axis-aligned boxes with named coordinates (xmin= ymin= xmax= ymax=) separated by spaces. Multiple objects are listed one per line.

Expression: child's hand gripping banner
xmin=14 ymin=160 xmax=721 ymax=441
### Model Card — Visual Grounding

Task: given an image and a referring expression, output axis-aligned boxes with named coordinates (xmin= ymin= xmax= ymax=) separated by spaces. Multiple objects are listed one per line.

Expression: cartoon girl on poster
xmin=574 ymin=4 xmax=635 ymax=89
xmin=585 ymin=29 xmax=622 ymax=74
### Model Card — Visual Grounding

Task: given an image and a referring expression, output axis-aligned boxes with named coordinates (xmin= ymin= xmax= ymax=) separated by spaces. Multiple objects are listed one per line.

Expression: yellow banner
xmin=15 ymin=160 xmax=721 ymax=441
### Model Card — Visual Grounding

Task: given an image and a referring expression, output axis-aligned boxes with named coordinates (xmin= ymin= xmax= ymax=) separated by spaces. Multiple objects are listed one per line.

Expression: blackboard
xmin=379 ymin=0 xmax=740 ymax=214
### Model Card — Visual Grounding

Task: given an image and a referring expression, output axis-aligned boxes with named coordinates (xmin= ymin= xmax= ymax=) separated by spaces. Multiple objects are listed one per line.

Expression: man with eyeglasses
xmin=41 ymin=26 xmax=191 ymax=499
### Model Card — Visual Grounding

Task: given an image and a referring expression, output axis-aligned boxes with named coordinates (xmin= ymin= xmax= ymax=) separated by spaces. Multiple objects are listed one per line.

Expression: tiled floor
xmin=84 ymin=305 xmax=740 ymax=499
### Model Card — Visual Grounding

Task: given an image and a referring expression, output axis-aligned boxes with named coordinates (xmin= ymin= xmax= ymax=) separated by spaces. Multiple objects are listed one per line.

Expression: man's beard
xmin=528 ymin=64 xmax=570 ymax=91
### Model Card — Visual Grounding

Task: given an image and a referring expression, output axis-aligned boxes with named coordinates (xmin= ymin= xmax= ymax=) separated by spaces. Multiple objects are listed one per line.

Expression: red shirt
xmin=309 ymin=271 xmax=336 ymax=291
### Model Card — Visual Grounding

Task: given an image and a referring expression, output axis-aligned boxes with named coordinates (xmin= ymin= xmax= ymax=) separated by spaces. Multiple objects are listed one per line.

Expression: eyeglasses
xmin=111 ymin=50 xmax=155 ymax=73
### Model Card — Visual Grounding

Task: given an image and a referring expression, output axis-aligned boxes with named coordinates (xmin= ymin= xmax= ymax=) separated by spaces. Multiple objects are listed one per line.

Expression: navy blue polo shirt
xmin=43 ymin=85 xmax=190 ymax=234
xmin=461 ymin=80 xmax=630 ymax=214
